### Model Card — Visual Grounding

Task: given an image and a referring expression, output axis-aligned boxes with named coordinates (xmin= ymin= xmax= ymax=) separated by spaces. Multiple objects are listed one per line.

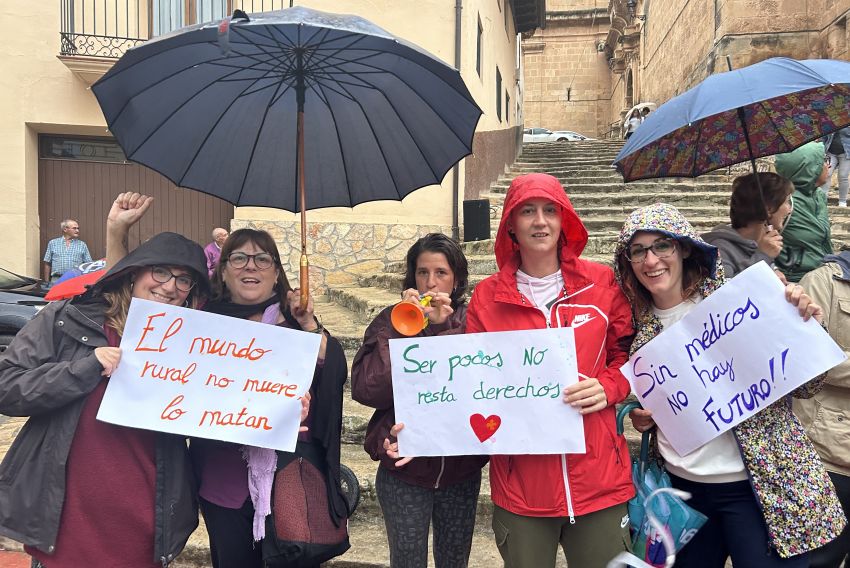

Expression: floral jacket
xmin=618 ymin=203 xmax=846 ymax=558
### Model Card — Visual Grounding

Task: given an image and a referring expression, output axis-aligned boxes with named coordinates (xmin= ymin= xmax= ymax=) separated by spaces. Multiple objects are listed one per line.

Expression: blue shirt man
xmin=42 ymin=219 xmax=92 ymax=282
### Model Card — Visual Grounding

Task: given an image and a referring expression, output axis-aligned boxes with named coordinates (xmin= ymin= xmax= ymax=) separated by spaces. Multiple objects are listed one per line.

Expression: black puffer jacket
xmin=0 ymin=232 xmax=207 ymax=565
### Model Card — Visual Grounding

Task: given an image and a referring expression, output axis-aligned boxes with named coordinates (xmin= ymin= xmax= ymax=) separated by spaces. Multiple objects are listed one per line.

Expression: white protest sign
xmin=390 ymin=327 xmax=585 ymax=456
xmin=97 ymin=298 xmax=320 ymax=451
xmin=622 ymin=261 xmax=846 ymax=456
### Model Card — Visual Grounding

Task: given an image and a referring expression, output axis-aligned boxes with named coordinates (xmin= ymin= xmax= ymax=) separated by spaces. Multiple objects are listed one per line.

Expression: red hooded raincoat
xmin=466 ymin=173 xmax=635 ymax=519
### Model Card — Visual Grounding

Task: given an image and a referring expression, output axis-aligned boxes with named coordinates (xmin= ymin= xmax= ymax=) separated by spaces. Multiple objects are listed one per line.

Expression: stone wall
xmin=464 ymin=125 xmax=522 ymax=200
xmin=522 ymin=6 xmax=612 ymax=137
xmin=231 ymin=219 xmax=450 ymax=294
xmin=637 ymin=0 xmax=847 ymax=104
xmin=524 ymin=0 xmax=849 ymax=137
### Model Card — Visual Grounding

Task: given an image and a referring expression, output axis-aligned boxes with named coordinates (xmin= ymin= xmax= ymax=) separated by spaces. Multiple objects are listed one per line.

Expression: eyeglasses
xmin=225 ymin=252 xmax=275 ymax=270
xmin=625 ymin=238 xmax=678 ymax=263
xmin=150 ymin=266 xmax=196 ymax=292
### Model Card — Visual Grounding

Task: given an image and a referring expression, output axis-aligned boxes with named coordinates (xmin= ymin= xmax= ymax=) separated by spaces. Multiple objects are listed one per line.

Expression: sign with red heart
xmin=470 ymin=413 xmax=501 ymax=442
xmin=388 ymin=327 xmax=584 ymax=455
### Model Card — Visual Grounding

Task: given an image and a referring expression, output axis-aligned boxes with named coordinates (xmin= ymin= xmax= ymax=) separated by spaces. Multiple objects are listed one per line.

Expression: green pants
xmin=492 ymin=503 xmax=631 ymax=568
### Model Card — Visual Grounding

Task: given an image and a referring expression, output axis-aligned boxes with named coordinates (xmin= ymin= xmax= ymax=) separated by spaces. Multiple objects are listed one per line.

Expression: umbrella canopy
xmin=44 ymin=269 xmax=107 ymax=301
xmin=614 ymin=58 xmax=850 ymax=181
xmin=91 ymin=6 xmax=482 ymax=211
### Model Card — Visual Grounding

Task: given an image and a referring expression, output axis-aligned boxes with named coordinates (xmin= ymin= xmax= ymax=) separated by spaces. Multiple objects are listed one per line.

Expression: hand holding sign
xmin=785 ymin=282 xmax=823 ymax=322
xmin=564 ymin=378 xmax=608 ymax=414
xmin=383 ymin=423 xmax=414 ymax=467
xmin=95 ymin=347 xmax=122 ymax=377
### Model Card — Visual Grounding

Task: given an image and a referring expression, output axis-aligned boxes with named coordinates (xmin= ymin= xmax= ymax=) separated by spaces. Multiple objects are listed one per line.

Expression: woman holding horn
xmin=351 ymin=233 xmax=487 ymax=568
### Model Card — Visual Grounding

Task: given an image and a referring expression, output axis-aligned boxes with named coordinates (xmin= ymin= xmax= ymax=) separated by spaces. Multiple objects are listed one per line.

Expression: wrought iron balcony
xmin=60 ymin=0 xmax=149 ymax=58
xmin=59 ymin=0 xmax=290 ymax=59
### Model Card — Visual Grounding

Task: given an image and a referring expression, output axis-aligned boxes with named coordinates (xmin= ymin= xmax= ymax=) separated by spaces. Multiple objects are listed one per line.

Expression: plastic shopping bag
xmin=616 ymin=402 xmax=708 ymax=568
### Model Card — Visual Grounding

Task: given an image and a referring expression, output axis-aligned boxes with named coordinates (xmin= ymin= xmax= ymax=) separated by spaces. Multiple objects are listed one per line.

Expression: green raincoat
xmin=774 ymin=142 xmax=831 ymax=282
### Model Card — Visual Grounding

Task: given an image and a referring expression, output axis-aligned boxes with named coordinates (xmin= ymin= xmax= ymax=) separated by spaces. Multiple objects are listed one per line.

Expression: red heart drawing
xmin=470 ymin=413 xmax=502 ymax=443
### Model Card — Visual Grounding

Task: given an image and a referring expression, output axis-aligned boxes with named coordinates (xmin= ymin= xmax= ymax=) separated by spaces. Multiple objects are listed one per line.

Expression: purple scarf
xmin=242 ymin=302 xmax=281 ymax=541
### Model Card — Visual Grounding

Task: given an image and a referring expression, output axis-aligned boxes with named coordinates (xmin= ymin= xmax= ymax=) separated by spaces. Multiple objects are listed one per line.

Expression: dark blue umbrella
xmin=614 ymin=57 xmax=850 ymax=181
xmin=92 ymin=7 xmax=482 ymax=301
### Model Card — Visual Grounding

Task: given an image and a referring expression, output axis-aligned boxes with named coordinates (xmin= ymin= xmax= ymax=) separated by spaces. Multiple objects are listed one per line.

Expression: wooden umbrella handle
xmin=300 ymin=253 xmax=309 ymax=307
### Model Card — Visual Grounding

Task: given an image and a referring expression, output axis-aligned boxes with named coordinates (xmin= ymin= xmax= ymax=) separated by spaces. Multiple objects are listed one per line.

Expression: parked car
xmin=523 ymin=127 xmax=595 ymax=143
xmin=0 ymin=266 xmax=48 ymax=353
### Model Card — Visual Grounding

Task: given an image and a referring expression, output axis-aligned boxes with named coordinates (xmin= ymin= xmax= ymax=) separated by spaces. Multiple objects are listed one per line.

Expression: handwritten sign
xmin=622 ymin=262 xmax=846 ymax=456
xmin=390 ymin=327 xmax=585 ymax=456
xmin=97 ymin=298 xmax=320 ymax=451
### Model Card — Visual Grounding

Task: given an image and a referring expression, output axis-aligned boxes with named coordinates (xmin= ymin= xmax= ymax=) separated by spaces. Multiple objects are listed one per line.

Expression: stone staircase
xmin=2 ymin=140 xmax=844 ymax=567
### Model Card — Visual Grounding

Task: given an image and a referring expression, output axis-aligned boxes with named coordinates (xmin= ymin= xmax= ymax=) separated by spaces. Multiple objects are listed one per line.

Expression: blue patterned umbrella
xmin=614 ymin=58 xmax=850 ymax=181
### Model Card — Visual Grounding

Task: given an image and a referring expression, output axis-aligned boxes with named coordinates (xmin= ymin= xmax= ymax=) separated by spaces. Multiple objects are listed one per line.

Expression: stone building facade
xmin=524 ymin=0 xmax=850 ymax=137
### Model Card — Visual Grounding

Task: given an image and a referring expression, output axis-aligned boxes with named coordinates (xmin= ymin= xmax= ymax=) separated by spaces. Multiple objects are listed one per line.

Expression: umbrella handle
xmin=300 ymin=253 xmax=309 ymax=307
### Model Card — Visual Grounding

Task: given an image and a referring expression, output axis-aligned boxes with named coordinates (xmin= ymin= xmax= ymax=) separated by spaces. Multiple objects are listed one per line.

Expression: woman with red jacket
xmin=351 ymin=234 xmax=488 ymax=568
xmin=465 ymin=173 xmax=635 ymax=567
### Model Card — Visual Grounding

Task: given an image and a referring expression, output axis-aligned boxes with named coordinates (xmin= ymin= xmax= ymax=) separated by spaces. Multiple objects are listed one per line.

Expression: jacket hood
xmin=823 ymin=251 xmax=850 ymax=281
xmin=701 ymin=223 xmax=758 ymax=251
xmin=614 ymin=203 xmax=723 ymax=286
xmin=495 ymin=173 xmax=588 ymax=269
xmin=91 ymin=232 xmax=210 ymax=297
xmin=775 ymin=141 xmax=826 ymax=196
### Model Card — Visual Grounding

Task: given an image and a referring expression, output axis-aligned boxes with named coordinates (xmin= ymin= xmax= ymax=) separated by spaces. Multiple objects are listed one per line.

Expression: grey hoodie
xmin=701 ymin=223 xmax=773 ymax=278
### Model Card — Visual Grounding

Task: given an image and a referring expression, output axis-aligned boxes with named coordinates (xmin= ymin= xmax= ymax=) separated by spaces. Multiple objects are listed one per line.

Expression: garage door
xmin=38 ymin=135 xmax=234 ymax=261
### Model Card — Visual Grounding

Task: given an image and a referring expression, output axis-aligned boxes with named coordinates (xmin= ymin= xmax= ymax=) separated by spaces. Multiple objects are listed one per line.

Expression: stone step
xmin=487 ymin=180 xmax=733 ymax=195
xmin=558 ymin=191 xmax=736 ymax=208
xmin=521 ymin=146 xmax=623 ymax=155
xmin=314 ymin=295 xmax=370 ymax=352
xmin=385 ymin=255 xmax=497 ymax=275
xmin=507 ymin=164 xmax=624 ymax=172
xmin=325 ymin=286 xmax=402 ymax=326
xmin=513 ymin=158 xmax=620 ymax=168
xmin=499 ymin=170 xmax=732 ymax=185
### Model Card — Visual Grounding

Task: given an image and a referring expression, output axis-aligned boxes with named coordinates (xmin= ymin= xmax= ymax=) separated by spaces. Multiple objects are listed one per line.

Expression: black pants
xmin=810 ymin=471 xmax=850 ymax=568
xmin=669 ymin=473 xmax=809 ymax=568
xmin=200 ymin=496 xmax=264 ymax=568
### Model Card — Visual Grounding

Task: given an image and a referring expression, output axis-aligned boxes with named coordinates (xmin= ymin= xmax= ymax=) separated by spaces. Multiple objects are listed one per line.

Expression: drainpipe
xmin=452 ymin=0 xmax=463 ymax=240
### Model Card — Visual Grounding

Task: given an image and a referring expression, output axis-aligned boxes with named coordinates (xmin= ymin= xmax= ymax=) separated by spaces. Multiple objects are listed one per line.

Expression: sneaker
xmin=840 ymin=201 xmax=848 ymax=207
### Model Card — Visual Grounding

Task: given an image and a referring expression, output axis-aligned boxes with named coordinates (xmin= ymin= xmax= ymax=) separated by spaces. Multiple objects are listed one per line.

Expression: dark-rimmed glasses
xmin=150 ymin=266 xmax=196 ymax=292
xmin=225 ymin=252 xmax=275 ymax=270
xmin=625 ymin=238 xmax=678 ymax=264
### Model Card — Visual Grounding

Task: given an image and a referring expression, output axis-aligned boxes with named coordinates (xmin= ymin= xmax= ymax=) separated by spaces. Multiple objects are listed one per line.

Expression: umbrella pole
xmin=736 ymin=107 xmax=767 ymax=218
xmin=296 ymin=57 xmax=309 ymax=309
xmin=298 ymin=108 xmax=309 ymax=308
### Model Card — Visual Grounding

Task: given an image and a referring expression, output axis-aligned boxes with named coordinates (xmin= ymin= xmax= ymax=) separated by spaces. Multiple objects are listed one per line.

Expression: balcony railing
xmin=59 ymin=0 xmax=290 ymax=59
xmin=60 ymin=0 xmax=148 ymax=57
